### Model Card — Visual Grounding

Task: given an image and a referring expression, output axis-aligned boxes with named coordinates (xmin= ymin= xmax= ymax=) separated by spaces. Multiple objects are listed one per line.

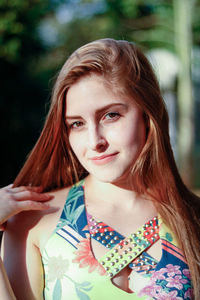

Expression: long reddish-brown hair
xmin=14 ymin=38 xmax=200 ymax=298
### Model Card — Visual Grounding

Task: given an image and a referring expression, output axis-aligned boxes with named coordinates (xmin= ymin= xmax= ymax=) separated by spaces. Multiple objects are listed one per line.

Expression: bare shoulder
xmin=1 ymin=186 xmax=71 ymax=300
xmin=5 ymin=185 xmax=71 ymax=251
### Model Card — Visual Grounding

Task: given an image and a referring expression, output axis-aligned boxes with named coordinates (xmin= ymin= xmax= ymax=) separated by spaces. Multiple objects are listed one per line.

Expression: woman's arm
xmin=0 ymin=258 xmax=16 ymax=300
xmin=0 ymin=184 xmax=53 ymax=300
xmin=2 ymin=216 xmax=45 ymax=300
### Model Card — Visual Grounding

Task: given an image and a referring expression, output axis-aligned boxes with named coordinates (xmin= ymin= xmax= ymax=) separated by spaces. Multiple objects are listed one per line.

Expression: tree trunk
xmin=173 ymin=0 xmax=195 ymax=187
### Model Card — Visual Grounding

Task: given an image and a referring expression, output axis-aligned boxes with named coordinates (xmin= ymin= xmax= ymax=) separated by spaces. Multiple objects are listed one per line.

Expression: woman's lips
xmin=90 ymin=152 xmax=119 ymax=165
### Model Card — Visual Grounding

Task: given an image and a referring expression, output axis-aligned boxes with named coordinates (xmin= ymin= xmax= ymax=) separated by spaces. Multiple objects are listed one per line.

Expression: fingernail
xmin=44 ymin=194 xmax=54 ymax=199
xmin=41 ymin=204 xmax=50 ymax=209
xmin=35 ymin=186 xmax=43 ymax=192
xmin=43 ymin=203 xmax=51 ymax=208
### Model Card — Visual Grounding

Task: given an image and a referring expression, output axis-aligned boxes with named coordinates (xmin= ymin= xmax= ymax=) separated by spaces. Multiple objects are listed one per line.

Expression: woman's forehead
xmin=65 ymin=76 xmax=136 ymax=117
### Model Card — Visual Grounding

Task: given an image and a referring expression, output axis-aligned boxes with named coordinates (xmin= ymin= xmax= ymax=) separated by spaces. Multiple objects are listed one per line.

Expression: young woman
xmin=1 ymin=38 xmax=200 ymax=300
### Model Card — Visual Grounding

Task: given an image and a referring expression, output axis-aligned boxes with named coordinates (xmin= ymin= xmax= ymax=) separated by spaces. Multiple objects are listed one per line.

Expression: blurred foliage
xmin=0 ymin=0 xmax=200 ymax=186
xmin=1 ymin=0 xmax=50 ymax=62
xmin=0 ymin=0 xmax=59 ymax=185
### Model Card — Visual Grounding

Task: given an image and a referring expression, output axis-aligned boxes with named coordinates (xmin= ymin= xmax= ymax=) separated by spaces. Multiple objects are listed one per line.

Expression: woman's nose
xmin=87 ymin=124 xmax=107 ymax=152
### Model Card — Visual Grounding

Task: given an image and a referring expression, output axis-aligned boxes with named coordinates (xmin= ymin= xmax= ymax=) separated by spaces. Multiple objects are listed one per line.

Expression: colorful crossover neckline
xmin=86 ymin=211 xmax=160 ymax=278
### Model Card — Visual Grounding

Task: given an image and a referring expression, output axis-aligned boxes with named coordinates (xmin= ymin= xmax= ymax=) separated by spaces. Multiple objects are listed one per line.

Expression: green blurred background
xmin=0 ymin=0 xmax=200 ymax=191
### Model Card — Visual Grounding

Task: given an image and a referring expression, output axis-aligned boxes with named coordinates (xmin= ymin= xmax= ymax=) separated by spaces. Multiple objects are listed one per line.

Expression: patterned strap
xmin=87 ymin=213 xmax=124 ymax=249
xmin=98 ymin=216 xmax=160 ymax=278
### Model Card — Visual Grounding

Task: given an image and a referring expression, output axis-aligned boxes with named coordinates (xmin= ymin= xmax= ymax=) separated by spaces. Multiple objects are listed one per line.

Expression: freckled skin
xmin=66 ymin=75 xmax=146 ymax=185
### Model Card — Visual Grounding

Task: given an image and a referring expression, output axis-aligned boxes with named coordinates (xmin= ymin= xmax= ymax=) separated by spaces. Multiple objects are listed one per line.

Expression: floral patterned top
xmin=42 ymin=180 xmax=193 ymax=300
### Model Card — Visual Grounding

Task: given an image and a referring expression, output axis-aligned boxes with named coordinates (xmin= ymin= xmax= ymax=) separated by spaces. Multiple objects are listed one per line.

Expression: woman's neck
xmin=84 ymin=175 xmax=153 ymax=212
xmin=84 ymin=175 xmax=157 ymax=237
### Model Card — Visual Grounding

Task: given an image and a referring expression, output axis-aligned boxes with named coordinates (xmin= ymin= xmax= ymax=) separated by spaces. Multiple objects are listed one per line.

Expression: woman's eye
xmin=69 ymin=121 xmax=83 ymax=129
xmin=104 ymin=112 xmax=120 ymax=120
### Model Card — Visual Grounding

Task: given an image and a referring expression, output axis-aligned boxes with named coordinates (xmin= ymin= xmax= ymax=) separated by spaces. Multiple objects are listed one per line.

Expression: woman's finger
xmin=1 ymin=184 xmax=13 ymax=190
xmin=10 ymin=191 xmax=53 ymax=202
xmin=6 ymin=186 xmax=43 ymax=194
xmin=17 ymin=200 xmax=51 ymax=212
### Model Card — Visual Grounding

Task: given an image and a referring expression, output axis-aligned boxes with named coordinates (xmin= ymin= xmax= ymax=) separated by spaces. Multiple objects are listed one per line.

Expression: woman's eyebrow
xmin=65 ymin=103 xmax=128 ymax=120
xmin=65 ymin=115 xmax=82 ymax=120
xmin=95 ymin=103 xmax=128 ymax=115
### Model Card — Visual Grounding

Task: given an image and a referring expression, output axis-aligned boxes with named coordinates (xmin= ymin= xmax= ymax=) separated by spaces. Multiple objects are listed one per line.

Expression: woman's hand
xmin=0 ymin=185 xmax=53 ymax=227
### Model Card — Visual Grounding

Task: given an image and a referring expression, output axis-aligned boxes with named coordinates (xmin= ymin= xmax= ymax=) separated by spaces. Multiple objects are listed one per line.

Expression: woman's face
xmin=65 ymin=75 xmax=146 ymax=185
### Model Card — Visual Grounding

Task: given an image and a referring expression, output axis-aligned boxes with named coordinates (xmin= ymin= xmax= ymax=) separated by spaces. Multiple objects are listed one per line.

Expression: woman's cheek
xmin=106 ymin=125 xmax=124 ymax=141
xmin=69 ymin=135 xmax=80 ymax=156
xmin=106 ymin=126 xmax=130 ymax=146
